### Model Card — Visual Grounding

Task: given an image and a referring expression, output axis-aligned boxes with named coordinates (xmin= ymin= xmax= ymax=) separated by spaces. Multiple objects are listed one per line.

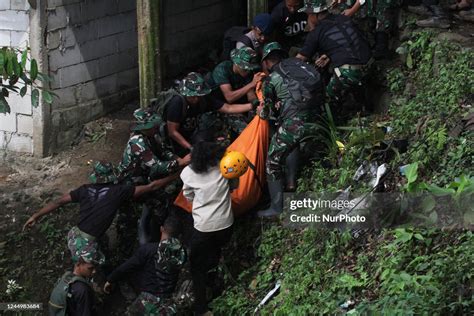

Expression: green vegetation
xmin=213 ymin=31 xmax=474 ymax=314
xmin=0 ymin=47 xmax=54 ymax=114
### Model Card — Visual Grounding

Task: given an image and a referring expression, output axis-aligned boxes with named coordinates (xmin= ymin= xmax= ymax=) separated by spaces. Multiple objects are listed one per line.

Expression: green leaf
xmin=6 ymin=57 xmax=13 ymax=76
xmin=30 ymin=59 xmax=38 ymax=81
xmin=2 ymin=88 xmax=9 ymax=98
xmin=0 ymin=51 xmax=4 ymax=69
xmin=414 ymin=233 xmax=424 ymax=241
xmin=12 ymin=55 xmax=21 ymax=76
xmin=404 ymin=162 xmax=418 ymax=185
xmin=406 ymin=53 xmax=413 ymax=69
xmin=42 ymin=90 xmax=53 ymax=103
xmin=464 ymin=211 xmax=474 ymax=226
xmin=429 ymin=211 xmax=438 ymax=223
xmin=420 ymin=196 xmax=436 ymax=213
xmin=395 ymin=228 xmax=413 ymax=243
xmin=20 ymin=86 xmax=27 ymax=97
xmin=31 ymin=88 xmax=39 ymax=107
xmin=21 ymin=50 xmax=27 ymax=68
xmin=0 ymin=96 xmax=10 ymax=114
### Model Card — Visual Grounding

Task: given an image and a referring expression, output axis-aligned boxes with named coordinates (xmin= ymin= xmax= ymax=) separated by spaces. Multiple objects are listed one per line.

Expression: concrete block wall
xmin=162 ymin=0 xmax=245 ymax=79
xmin=46 ymin=0 xmax=139 ymax=153
xmin=0 ymin=0 xmax=33 ymax=153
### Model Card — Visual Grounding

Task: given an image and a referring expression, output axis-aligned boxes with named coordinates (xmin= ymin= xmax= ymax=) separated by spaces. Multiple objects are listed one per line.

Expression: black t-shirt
xmin=70 ymin=183 xmax=135 ymax=238
xmin=163 ymin=95 xmax=224 ymax=140
xmin=299 ymin=14 xmax=371 ymax=67
xmin=271 ymin=1 xmax=308 ymax=49
xmin=66 ymin=282 xmax=96 ymax=316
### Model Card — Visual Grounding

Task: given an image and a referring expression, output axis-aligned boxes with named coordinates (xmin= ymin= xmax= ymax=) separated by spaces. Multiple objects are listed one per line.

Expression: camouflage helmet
xmin=131 ymin=108 xmax=161 ymax=131
xmin=261 ymin=42 xmax=287 ymax=61
xmin=89 ymin=161 xmax=118 ymax=184
xmin=298 ymin=0 xmax=330 ymax=13
xmin=230 ymin=47 xmax=260 ymax=71
xmin=178 ymin=72 xmax=211 ymax=97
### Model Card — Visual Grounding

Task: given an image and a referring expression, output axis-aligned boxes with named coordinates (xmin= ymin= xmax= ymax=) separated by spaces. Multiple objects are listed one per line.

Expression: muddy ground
xmin=0 ymin=102 xmax=146 ymax=315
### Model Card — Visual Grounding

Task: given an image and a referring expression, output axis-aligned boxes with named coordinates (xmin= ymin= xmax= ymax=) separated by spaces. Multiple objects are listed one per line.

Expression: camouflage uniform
xmin=326 ymin=66 xmax=367 ymax=101
xmin=125 ymin=238 xmax=186 ymax=316
xmin=67 ymin=226 xmax=105 ymax=264
xmin=117 ymin=134 xmax=179 ymax=185
xmin=126 ymin=292 xmax=177 ymax=316
xmin=116 ymin=109 xmax=180 ymax=259
xmin=260 ymin=64 xmax=319 ymax=181
xmin=207 ymin=47 xmax=261 ymax=135
xmin=338 ymin=0 xmax=401 ymax=32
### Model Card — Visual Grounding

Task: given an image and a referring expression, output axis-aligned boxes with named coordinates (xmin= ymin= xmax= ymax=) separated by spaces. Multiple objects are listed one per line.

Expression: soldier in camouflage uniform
xmin=162 ymin=72 xmax=256 ymax=156
xmin=257 ymin=42 xmax=324 ymax=217
xmin=117 ymin=108 xmax=190 ymax=185
xmin=104 ymin=217 xmax=187 ymax=316
xmin=296 ymin=0 xmax=372 ymax=117
xmin=334 ymin=0 xmax=402 ymax=59
xmin=23 ymin=161 xmax=178 ymax=264
xmin=207 ymin=47 xmax=264 ymax=135
xmin=116 ymin=109 xmax=190 ymax=257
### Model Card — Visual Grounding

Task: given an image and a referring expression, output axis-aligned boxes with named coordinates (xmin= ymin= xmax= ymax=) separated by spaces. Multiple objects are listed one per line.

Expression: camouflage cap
xmin=178 ymin=72 xmax=212 ymax=97
xmin=89 ymin=161 xmax=118 ymax=184
xmin=230 ymin=47 xmax=260 ymax=71
xmin=261 ymin=42 xmax=287 ymax=61
xmin=76 ymin=245 xmax=105 ymax=265
xmin=131 ymin=108 xmax=161 ymax=131
xmin=298 ymin=0 xmax=330 ymax=13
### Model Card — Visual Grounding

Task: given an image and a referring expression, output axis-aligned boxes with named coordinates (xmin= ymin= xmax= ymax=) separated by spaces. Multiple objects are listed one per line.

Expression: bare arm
xmin=133 ymin=173 xmax=181 ymax=199
xmin=23 ymin=193 xmax=72 ymax=231
xmin=218 ymin=103 xmax=252 ymax=114
xmin=343 ymin=0 xmax=361 ymax=16
xmin=167 ymin=121 xmax=192 ymax=151
xmin=219 ymin=83 xmax=254 ymax=104
xmin=219 ymin=73 xmax=265 ymax=103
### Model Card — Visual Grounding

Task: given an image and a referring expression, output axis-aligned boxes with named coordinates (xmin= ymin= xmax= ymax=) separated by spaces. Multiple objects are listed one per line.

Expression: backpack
xmin=274 ymin=58 xmax=323 ymax=110
xmin=149 ymin=89 xmax=184 ymax=137
xmin=48 ymin=272 xmax=89 ymax=316
xmin=221 ymin=26 xmax=253 ymax=61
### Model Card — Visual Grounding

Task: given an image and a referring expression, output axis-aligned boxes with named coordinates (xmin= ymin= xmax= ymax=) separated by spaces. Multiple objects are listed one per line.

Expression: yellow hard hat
xmin=220 ymin=151 xmax=249 ymax=179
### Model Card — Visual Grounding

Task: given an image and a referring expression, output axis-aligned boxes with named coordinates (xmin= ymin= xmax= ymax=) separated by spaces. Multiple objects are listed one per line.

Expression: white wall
xmin=0 ymin=0 xmax=33 ymax=153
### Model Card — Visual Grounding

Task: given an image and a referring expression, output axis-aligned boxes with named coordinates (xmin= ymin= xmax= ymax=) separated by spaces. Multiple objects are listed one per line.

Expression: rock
xmin=437 ymin=32 xmax=471 ymax=44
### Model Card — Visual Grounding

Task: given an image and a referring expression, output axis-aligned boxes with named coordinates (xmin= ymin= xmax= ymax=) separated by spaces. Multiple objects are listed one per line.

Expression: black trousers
xmin=190 ymin=226 xmax=233 ymax=314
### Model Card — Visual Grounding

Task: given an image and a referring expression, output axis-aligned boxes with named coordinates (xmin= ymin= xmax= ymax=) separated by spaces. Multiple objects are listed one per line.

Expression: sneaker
xmin=416 ymin=17 xmax=450 ymax=28
xmin=407 ymin=5 xmax=432 ymax=15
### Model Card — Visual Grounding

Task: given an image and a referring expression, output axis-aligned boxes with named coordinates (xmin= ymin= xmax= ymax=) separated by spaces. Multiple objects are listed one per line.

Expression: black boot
xmin=416 ymin=5 xmax=450 ymax=28
xmin=285 ymin=148 xmax=300 ymax=192
xmin=257 ymin=180 xmax=284 ymax=217
xmin=373 ymin=31 xmax=390 ymax=60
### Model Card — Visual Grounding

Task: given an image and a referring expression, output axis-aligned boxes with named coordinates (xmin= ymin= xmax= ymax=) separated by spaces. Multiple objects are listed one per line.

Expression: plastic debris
xmin=254 ymin=280 xmax=281 ymax=314
xmin=340 ymin=299 xmax=355 ymax=309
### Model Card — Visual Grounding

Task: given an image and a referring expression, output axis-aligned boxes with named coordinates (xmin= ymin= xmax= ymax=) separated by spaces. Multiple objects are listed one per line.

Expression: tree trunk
xmin=137 ymin=0 xmax=162 ymax=108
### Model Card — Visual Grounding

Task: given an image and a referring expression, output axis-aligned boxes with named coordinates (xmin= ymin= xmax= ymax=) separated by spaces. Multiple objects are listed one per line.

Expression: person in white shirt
xmin=180 ymin=141 xmax=234 ymax=315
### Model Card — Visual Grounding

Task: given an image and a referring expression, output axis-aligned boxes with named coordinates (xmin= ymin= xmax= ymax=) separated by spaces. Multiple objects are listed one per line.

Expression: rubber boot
xmin=373 ymin=32 xmax=390 ymax=60
xmin=285 ymin=148 xmax=300 ymax=192
xmin=257 ymin=180 xmax=284 ymax=217
xmin=416 ymin=5 xmax=450 ymax=28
